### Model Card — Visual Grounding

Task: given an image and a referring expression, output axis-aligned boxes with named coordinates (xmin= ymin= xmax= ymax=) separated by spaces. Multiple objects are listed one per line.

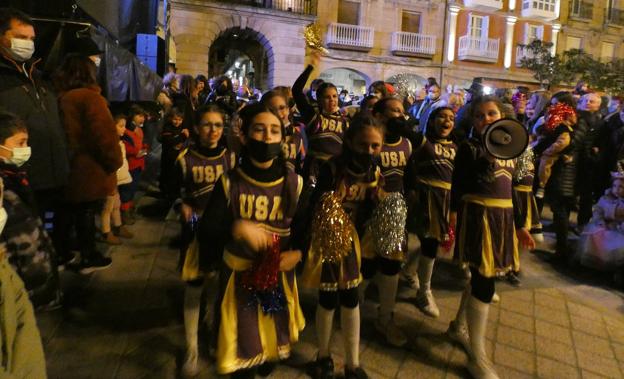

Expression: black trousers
xmin=54 ymin=200 xmax=103 ymax=261
xmin=550 ymin=195 xmax=575 ymax=255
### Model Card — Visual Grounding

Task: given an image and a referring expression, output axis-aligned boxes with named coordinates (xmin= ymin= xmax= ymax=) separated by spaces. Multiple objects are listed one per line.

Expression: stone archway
xmin=319 ymin=68 xmax=372 ymax=96
xmin=170 ymin=3 xmax=310 ymax=89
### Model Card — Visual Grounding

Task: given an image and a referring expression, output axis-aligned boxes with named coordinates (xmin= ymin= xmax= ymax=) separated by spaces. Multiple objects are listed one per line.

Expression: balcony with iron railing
xmin=208 ymin=0 xmax=316 ymax=15
xmin=458 ymin=35 xmax=499 ymax=63
xmin=569 ymin=1 xmax=593 ymax=20
xmin=390 ymin=32 xmax=436 ymax=57
xmin=515 ymin=45 xmax=554 ymax=66
xmin=606 ymin=7 xmax=624 ymax=26
xmin=326 ymin=23 xmax=374 ymax=51
xmin=463 ymin=0 xmax=503 ymax=11
xmin=521 ymin=0 xmax=558 ymax=20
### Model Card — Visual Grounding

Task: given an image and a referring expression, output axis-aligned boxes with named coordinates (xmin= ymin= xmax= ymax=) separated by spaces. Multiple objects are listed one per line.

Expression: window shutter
xmin=467 ymin=13 xmax=473 ymax=35
xmin=481 ymin=16 xmax=489 ymax=39
xmin=524 ymin=23 xmax=530 ymax=44
xmin=537 ymin=25 xmax=544 ymax=40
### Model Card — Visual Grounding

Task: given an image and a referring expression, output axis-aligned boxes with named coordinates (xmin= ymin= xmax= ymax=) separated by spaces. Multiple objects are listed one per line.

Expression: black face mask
xmin=351 ymin=151 xmax=377 ymax=171
xmin=246 ymin=139 xmax=282 ymax=163
xmin=387 ymin=116 xmax=409 ymax=136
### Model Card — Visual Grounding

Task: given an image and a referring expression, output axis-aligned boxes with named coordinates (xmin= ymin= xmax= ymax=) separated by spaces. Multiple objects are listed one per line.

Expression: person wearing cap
xmin=0 ymin=8 xmax=70 ymax=265
xmin=454 ymin=78 xmax=484 ymax=141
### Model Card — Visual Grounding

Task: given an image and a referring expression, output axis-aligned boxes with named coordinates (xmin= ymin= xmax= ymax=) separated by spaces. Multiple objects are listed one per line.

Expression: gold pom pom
xmin=304 ymin=23 xmax=329 ymax=55
xmin=311 ymin=192 xmax=353 ymax=263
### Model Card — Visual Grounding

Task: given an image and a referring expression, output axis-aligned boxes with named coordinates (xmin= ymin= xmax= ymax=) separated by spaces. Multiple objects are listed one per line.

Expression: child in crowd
xmin=359 ymin=97 xmax=413 ymax=348
xmin=159 ymin=107 xmax=189 ymax=202
xmin=449 ymin=96 xmax=534 ymax=379
xmin=261 ymin=90 xmax=306 ymax=173
xmin=177 ymin=105 xmax=236 ymax=376
xmin=302 ymin=114 xmax=384 ymax=379
xmin=120 ymin=105 xmax=149 ymax=224
xmin=196 ymin=103 xmax=304 ymax=378
xmin=574 ymin=168 xmax=624 ymax=272
xmin=533 ymin=102 xmax=578 ymax=199
xmin=293 ymin=52 xmax=349 ymax=185
xmin=101 ymin=113 xmax=134 ymax=245
xmin=0 ymin=112 xmax=61 ymax=310
xmin=403 ymin=106 xmax=457 ymax=319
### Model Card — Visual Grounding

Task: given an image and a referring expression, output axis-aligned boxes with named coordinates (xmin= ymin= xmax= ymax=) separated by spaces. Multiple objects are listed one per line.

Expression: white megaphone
xmin=483 ymin=118 xmax=529 ymax=160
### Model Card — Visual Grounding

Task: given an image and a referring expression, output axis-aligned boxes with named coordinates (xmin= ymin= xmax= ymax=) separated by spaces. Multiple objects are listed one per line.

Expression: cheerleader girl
xmin=261 ymin=90 xmax=306 ymax=173
xmin=302 ymin=114 xmax=384 ymax=379
xmin=196 ymin=103 xmax=304 ymax=378
xmin=293 ymin=52 xmax=349 ymax=185
xmin=358 ymin=97 xmax=412 ymax=347
xmin=178 ymin=105 xmax=236 ymax=376
xmin=448 ymin=96 xmax=534 ymax=379
xmin=404 ymin=106 xmax=458 ymax=319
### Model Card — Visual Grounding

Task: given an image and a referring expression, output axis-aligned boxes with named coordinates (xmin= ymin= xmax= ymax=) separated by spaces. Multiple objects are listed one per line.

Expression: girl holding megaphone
xmin=448 ymin=96 xmax=535 ymax=379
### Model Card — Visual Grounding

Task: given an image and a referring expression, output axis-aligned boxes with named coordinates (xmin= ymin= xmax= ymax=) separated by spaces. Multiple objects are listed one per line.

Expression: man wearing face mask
xmin=415 ymin=83 xmax=443 ymax=131
xmin=0 ymin=8 xmax=70 ymax=254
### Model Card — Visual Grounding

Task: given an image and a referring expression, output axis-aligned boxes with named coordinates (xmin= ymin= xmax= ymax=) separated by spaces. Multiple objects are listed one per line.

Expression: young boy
xmin=119 ymin=105 xmax=149 ymax=224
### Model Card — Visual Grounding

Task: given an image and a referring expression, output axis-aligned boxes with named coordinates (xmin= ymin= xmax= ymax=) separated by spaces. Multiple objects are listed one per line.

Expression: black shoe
xmin=506 ymin=272 xmax=521 ymax=287
xmin=307 ymin=356 xmax=334 ymax=379
xmin=257 ymin=362 xmax=276 ymax=377
xmin=79 ymin=255 xmax=112 ymax=274
xmin=344 ymin=366 xmax=368 ymax=379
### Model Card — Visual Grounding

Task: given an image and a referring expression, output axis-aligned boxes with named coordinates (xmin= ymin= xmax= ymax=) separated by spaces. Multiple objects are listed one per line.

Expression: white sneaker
xmin=375 ymin=315 xmax=408 ymax=347
xmin=491 ymin=293 xmax=500 ymax=303
xmin=447 ymin=320 xmax=471 ymax=355
xmin=535 ymin=187 xmax=545 ymax=199
xmin=467 ymin=357 xmax=500 ymax=379
xmin=181 ymin=347 xmax=199 ymax=377
xmin=415 ymin=290 xmax=440 ymax=318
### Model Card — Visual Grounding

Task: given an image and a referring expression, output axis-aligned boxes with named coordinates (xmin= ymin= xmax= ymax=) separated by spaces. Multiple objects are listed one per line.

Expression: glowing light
xmin=483 ymin=86 xmax=493 ymax=95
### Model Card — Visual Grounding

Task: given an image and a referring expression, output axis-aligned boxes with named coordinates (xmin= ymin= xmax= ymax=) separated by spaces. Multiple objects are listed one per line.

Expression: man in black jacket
xmin=0 ymin=8 xmax=69 ymax=260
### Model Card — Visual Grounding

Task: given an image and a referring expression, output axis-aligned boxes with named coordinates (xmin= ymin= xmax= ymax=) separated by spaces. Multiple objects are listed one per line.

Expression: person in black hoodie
xmin=206 ymin=75 xmax=239 ymax=116
xmin=158 ymin=107 xmax=189 ymax=203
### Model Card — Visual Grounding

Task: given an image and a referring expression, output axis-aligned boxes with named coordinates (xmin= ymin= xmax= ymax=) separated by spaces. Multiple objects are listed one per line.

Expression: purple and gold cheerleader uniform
xmin=179 ymin=145 xmax=236 ymax=281
xmin=282 ymin=123 xmax=305 ymax=173
xmin=512 ymin=149 xmax=541 ymax=233
xmin=452 ymin=138 xmax=520 ymax=277
xmin=302 ymin=161 xmax=380 ymax=290
xmin=216 ymin=166 xmax=305 ymax=374
xmin=361 ymin=136 xmax=412 ymax=261
xmin=407 ymin=134 xmax=457 ymax=242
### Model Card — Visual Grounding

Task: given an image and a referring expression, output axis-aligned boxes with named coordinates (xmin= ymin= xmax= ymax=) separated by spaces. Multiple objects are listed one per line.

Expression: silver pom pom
xmin=514 ymin=146 xmax=535 ymax=182
xmin=367 ymin=192 xmax=407 ymax=258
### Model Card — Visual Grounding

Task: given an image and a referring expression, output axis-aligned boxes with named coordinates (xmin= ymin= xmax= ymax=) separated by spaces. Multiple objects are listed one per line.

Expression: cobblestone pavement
xmin=38 ymin=196 xmax=624 ymax=379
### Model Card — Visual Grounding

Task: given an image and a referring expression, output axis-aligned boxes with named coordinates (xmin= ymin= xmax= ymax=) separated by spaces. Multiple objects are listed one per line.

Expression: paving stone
xmin=613 ymin=342 xmax=624 ymax=362
xmin=606 ymin=323 xmax=624 ymax=344
xmin=576 ymin=349 xmax=623 ymax=378
xmin=570 ymin=315 xmax=609 ymax=338
xmin=534 ymin=291 xmax=567 ymax=311
xmin=359 ymin=341 xmax=405 ymax=378
xmin=496 ymin=327 xmax=535 ymax=353
xmin=534 ymin=304 xmax=570 ymax=327
xmin=395 ymin=355 xmax=446 ymax=379
xmin=535 ymin=319 xmax=573 ymax=345
xmin=536 ymin=356 xmax=580 ymax=379
xmin=499 ymin=296 xmax=534 ymax=317
xmin=581 ymin=369 xmax=620 ymax=379
xmin=567 ymin=302 xmax=603 ymax=322
xmin=493 ymin=343 xmax=536 ymax=375
xmin=494 ymin=365 xmax=534 ymax=379
xmin=499 ymin=309 xmax=535 ymax=333
xmin=535 ymin=336 xmax=578 ymax=366
xmin=572 ymin=331 xmax=615 ymax=358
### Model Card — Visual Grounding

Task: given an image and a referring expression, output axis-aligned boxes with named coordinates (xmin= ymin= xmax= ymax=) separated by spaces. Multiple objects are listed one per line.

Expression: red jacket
xmin=122 ymin=126 xmax=146 ymax=171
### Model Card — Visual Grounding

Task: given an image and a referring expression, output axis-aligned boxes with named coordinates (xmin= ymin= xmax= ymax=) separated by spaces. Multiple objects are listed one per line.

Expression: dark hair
xmin=310 ymin=78 xmax=325 ymax=90
xmin=360 ymin=94 xmax=379 ymax=111
xmin=0 ymin=8 xmax=33 ymax=36
xmin=112 ymin=112 xmax=127 ymax=122
xmin=238 ymin=102 xmax=296 ymax=215
xmin=470 ymin=95 xmax=505 ymax=121
xmin=368 ymin=81 xmax=388 ymax=98
xmin=178 ymin=75 xmax=197 ymax=100
xmin=194 ymin=104 xmax=225 ymax=127
xmin=343 ymin=113 xmax=385 ymax=155
xmin=53 ymin=54 xmax=97 ymax=92
xmin=0 ymin=111 xmax=27 ymax=144
xmin=215 ymin=75 xmax=233 ymax=92
xmin=551 ymin=91 xmax=576 ymax=108
xmin=128 ymin=104 xmax=146 ymax=120
xmin=261 ymin=90 xmax=287 ymax=107
xmin=316 ymin=82 xmax=338 ymax=101
xmin=425 ymin=106 xmax=455 ymax=140
xmin=371 ymin=97 xmax=402 ymax=117
xmin=195 ymin=74 xmax=209 ymax=92
xmin=166 ymin=107 xmax=185 ymax=122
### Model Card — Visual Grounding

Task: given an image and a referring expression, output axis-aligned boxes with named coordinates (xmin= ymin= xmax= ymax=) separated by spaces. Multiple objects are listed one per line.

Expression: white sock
xmin=405 ymin=251 xmax=420 ymax=277
xmin=418 ymin=256 xmax=435 ymax=293
xmin=377 ymin=273 xmax=399 ymax=323
xmin=455 ymin=286 xmax=471 ymax=326
xmin=184 ymin=285 xmax=203 ymax=351
xmin=316 ymin=305 xmax=335 ymax=358
xmin=341 ymin=305 xmax=361 ymax=368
